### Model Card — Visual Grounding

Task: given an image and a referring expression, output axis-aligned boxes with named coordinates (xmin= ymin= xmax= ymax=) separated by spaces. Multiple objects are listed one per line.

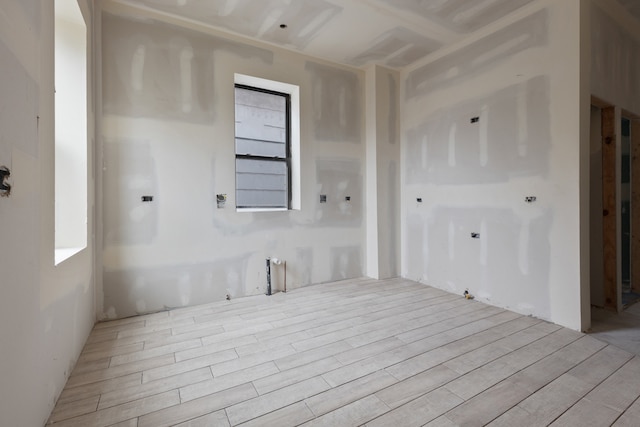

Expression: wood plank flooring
xmin=47 ymin=278 xmax=640 ymax=426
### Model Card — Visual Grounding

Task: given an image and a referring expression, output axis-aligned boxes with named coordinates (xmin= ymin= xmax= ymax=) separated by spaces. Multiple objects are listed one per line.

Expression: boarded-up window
xmin=235 ymin=85 xmax=290 ymax=209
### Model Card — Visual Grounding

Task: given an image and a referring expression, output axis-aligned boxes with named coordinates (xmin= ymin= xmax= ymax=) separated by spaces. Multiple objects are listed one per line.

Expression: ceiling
xmin=112 ymin=0 xmax=638 ymax=70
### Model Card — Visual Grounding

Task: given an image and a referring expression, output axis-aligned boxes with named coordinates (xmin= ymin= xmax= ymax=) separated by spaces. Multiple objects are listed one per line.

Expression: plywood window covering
xmin=234 ymin=85 xmax=291 ymax=209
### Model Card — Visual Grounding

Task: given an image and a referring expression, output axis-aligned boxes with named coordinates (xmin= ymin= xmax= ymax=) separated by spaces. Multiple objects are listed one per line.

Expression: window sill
xmin=55 ymin=246 xmax=85 ymax=266
xmin=236 ymin=207 xmax=289 ymax=213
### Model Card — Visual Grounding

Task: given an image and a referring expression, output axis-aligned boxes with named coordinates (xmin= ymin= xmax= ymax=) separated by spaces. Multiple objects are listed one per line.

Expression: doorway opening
xmin=591 ymin=101 xmax=640 ymax=312
xmin=620 ymin=117 xmax=638 ymax=307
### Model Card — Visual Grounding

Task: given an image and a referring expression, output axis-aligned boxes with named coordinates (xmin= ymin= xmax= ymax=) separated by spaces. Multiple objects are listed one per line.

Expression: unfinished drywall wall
xmin=0 ymin=0 xmax=96 ymax=425
xmin=103 ymin=139 xmax=158 ymax=245
xmin=401 ymin=0 xmax=587 ymax=330
xmin=98 ymin=6 xmax=366 ymax=319
xmin=365 ymin=65 xmax=401 ymax=280
xmin=315 ymin=158 xmax=363 ymax=226
xmin=306 ymin=61 xmax=361 ymax=143
xmin=376 ymin=68 xmax=401 ymax=279
xmin=591 ymin=1 xmax=640 ymax=115
xmin=405 ymin=76 xmax=551 ymax=186
xmin=102 ymin=13 xmax=274 ymax=123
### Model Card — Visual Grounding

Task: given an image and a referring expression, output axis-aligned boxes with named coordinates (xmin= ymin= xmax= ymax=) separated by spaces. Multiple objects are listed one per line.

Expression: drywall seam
xmin=361 ymin=0 xmax=460 ymax=40
xmin=401 ymin=0 xmax=553 ymax=75
xmin=103 ymin=0 xmax=365 ymax=75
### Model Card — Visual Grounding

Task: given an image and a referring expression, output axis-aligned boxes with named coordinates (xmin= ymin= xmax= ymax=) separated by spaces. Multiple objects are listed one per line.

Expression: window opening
xmin=235 ymin=85 xmax=291 ymax=209
xmin=54 ymin=0 xmax=88 ymax=265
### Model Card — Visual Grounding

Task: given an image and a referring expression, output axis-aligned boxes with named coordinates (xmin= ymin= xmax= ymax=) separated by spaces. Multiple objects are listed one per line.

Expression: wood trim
xmin=602 ymin=106 xmax=617 ymax=310
xmin=632 ymin=118 xmax=640 ymax=293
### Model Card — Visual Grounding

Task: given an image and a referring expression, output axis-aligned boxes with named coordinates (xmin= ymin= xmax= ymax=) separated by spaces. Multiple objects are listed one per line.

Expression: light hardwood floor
xmin=47 ymin=278 xmax=640 ymax=426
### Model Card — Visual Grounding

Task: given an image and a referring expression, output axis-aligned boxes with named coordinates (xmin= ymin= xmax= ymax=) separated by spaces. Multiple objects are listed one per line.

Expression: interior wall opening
xmin=591 ymin=100 xmax=640 ymax=314
xmin=54 ymin=0 xmax=88 ymax=265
